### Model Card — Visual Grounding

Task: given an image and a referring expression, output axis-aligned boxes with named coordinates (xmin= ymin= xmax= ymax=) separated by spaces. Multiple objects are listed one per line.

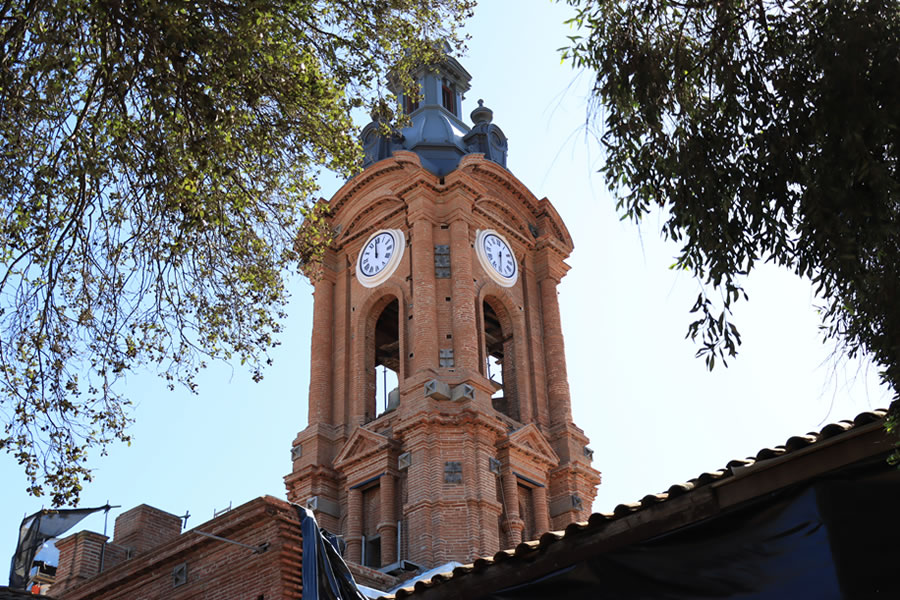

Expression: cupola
xmin=361 ymin=51 xmax=508 ymax=175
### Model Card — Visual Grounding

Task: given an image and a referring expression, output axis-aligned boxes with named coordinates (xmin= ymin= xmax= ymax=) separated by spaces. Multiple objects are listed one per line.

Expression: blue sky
xmin=0 ymin=0 xmax=889 ymax=571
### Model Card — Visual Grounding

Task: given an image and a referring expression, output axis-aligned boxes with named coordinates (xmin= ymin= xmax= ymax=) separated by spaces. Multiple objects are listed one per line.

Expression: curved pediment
xmin=537 ymin=197 xmax=574 ymax=253
xmin=456 ymin=154 xmax=573 ymax=251
xmin=335 ymin=195 xmax=407 ymax=248
xmin=329 ymin=151 xmax=439 ymax=219
xmin=473 ymin=197 xmax=534 ymax=248
xmin=457 ymin=154 xmax=541 ymax=216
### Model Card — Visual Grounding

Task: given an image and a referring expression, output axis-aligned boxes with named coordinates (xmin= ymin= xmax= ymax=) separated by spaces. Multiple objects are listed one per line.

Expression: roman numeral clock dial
xmin=475 ymin=229 xmax=518 ymax=287
xmin=356 ymin=229 xmax=405 ymax=288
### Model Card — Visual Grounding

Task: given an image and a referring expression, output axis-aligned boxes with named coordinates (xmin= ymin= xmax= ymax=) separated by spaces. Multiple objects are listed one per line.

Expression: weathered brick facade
xmin=52 ymin=498 xmax=307 ymax=600
xmin=285 ymin=149 xmax=601 ymax=570
xmin=49 ymin=497 xmax=400 ymax=599
xmin=47 ymin=51 xmax=601 ymax=598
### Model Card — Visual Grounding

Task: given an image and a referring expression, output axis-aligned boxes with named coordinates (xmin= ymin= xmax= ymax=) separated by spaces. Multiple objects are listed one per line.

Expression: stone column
xmin=539 ymin=276 xmax=572 ymax=426
xmin=532 ymin=484 xmax=550 ymax=535
xmin=449 ymin=218 xmax=478 ymax=372
xmin=378 ymin=474 xmax=398 ymax=566
xmin=346 ymin=487 xmax=363 ymax=564
xmin=308 ymin=267 xmax=336 ymax=425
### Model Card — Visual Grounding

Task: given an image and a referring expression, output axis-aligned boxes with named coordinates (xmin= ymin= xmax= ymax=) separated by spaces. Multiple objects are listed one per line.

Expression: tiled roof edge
xmin=381 ymin=409 xmax=890 ymax=599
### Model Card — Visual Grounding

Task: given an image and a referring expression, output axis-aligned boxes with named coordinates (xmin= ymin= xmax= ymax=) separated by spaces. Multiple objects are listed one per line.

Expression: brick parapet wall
xmin=54 ymin=496 xmax=303 ymax=600
xmin=112 ymin=504 xmax=182 ymax=556
xmin=54 ymin=531 xmax=109 ymax=594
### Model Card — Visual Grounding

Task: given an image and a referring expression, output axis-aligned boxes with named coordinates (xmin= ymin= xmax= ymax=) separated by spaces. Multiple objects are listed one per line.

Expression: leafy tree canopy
xmin=0 ymin=0 xmax=473 ymax=504
xmin=563 ymin=0 xmax=899 ymax=425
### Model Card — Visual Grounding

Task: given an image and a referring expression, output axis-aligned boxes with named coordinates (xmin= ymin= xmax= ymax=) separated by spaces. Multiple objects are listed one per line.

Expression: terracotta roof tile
xmin=819 ymin=422 xmax=852 ymax=438
xmin=755 ymin=446 xmax=785 ymax=460
xmin=639 ymin=493 xmax=667 ymax=506
xmin=379 ymin=409 xmax=889 ymax=599
xmin=586 ymin=513 xmax=614 ymax=526
xmin=666 ymin=482 xmax=694 ymax=496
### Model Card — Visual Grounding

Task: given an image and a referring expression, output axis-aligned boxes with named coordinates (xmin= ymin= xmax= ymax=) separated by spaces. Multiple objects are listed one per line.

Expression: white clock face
xmin=360 ymin=232 xmax=396 ymax=277
xmin=356 ymin=229 xmax=405 ymax=288
xmin=475 ymin=229 xmax=518 ymax=287
xmin=483 ymin=233 xmax=515 ymax=278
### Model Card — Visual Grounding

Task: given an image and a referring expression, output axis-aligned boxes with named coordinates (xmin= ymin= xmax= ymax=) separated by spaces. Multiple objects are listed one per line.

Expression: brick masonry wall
xmin=54 ymin=497 xmax=303 ymax=600
xmin=54 ymin=531 xmax=108 ymax=593
xmin=285 ymin=152 xmax=601 ymax=571
xmin=112 ymin=504 xmax=182 ymax=556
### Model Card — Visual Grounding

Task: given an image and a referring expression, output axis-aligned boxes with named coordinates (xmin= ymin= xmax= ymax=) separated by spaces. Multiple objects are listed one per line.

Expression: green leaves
xmin=563 ymin=0 xmax=900 ymax=416
xmin=0 ymin=0 xmax=473 ymax=504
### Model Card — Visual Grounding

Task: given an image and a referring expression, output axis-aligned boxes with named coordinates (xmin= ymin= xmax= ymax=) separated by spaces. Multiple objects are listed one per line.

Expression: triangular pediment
xmin=507 ymin=424 xmax=559 ymax=466
xmin=333 ymin=427 xmax=391 ymax=470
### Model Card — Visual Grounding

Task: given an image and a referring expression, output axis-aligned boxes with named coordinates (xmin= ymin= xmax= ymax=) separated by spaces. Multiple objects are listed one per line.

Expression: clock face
xmin=356 ymin=229 xmax=405 ymax=288
xmin=359 ymin=232 xmax=396 ymax=277
xmin=482 ymin=233 xmax=515 ymax=278
xmin=475 ymin=229 xmax=518 ymax=287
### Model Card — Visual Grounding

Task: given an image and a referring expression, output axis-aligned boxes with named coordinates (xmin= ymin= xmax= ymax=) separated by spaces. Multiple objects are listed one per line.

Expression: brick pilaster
xmin=308 ymin=269 xmax=336 ymax=425
xmin=532 ymin=484 xmax=550 ymax=535
xmin=378 ymin=474 xmax=397 ymax=566
xmin=346 ymin=487 xmax=363 ymax=564
xmin=450 ymin=219 xmax=479 ymax=371
xmin=501 ymin=471 xmax=523 ymax=547
xmin=410 ymin=218 xmax=438 ymax=374
xmin=539 ymin=277 xmax=572 ymax=426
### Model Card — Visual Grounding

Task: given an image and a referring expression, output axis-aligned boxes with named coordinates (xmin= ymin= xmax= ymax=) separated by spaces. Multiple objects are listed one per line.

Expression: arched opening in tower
xmin=483 ymin=298 xmax=519 ymax=421
xmin=369 ymin=298 xmax=400 ymax=421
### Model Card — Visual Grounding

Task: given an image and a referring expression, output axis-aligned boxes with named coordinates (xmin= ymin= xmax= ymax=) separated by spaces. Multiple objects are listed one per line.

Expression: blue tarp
xmin=297 ymin=506 xmax=369 ymax=600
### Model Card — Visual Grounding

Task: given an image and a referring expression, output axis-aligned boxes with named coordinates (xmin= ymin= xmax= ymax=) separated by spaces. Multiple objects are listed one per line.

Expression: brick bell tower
xmin=285 ymin=52 xmax=600 ymax=571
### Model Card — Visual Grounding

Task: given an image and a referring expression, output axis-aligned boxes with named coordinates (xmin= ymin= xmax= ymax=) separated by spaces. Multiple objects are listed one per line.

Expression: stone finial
xmin=471 ymin=99 xmax=493 ymax=125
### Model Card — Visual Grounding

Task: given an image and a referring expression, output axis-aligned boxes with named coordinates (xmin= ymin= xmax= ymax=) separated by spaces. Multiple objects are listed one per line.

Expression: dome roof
xmin=362 ymin=54 xmax=507 ymax=176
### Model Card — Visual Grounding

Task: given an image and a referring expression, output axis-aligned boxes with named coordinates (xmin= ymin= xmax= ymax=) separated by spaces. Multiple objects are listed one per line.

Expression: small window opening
xmin=483 ymin=299 xmax=518 ymax=420
xmin=369 ymin=299 xmax=400 ymax=421
xmin=376 ymin=364 xmax=399 ymax=417
xmin=518 ymin=484 xmax=535 ymax=542
xmin=487 ymin=355 xmax=504 ymax=400
xmin=362 ymin=484 xmax=381 ymax=568
xmin=441 ymin=79 xmax=456 ymax=114
xmin=403 ymin=94 xmax=420 ymax=115
xmin=363 ymin=535 xmax=381 ymax=569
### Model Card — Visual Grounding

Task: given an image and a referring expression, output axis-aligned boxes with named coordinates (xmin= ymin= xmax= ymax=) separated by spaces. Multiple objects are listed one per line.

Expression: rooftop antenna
xmin=99 ymin=502 xmax=120 ymax=573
